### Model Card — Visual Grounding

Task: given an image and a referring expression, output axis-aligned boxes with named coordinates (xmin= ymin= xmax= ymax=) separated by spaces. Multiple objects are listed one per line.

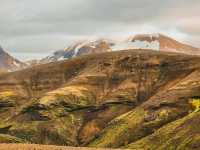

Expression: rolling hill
xmin=0 ymin=49 xmax=200 ymax=149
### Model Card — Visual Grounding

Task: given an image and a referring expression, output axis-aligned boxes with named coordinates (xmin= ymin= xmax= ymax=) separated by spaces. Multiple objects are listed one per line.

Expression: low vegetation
xmin=189 ymin=97 xmax=200 ymax=112
xmin=0 ymin=50 xmax=200 ymax=149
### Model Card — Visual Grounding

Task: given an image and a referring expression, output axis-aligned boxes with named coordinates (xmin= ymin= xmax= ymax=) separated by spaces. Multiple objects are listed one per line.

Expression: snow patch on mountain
xmin=13 ymin=60 xmax=21 ymax=67
xmin=73 ymin=41 xmax=91 ymax=57
xmin=127 ymin=33 xmax=160 ymax=42
xmin=111 ymin=40 xmax=159 ymax=51
xmin=149 ymin=33 xmax=160 ymax=39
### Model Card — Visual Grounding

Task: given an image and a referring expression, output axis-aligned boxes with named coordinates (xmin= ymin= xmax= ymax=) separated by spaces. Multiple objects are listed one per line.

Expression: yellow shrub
xmin=190 ymin=98 xmax=200 ymax=112
xmin=0 ymin=91 xmax=16 ymax=99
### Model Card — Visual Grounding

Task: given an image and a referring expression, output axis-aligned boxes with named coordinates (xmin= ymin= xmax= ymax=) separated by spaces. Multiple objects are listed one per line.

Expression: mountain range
xmin=1 ymin=33 xmax=200 ymax=71
xmin=41 ymin=33 xmax=200 ymax=63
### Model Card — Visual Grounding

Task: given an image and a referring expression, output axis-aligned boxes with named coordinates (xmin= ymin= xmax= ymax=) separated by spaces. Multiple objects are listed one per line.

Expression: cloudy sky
xmin=0 ymin=0 xmax=200 ymax=60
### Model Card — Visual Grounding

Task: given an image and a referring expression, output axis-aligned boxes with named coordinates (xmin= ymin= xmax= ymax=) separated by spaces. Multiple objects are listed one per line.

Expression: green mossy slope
xmin=126 ymin=112 xmax=200 ymax=150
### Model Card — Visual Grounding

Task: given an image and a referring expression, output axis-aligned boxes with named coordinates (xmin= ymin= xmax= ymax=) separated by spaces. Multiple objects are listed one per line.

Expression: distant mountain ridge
xmin=131 ymin=33 xmax=200 ymax=54
xmin=0 ymin=45 xmax=26 ymax=72
xmin=2 ymin=33 xmax=200 ymax=69
xmin=41 ymin=33 xmax=200 ymax=64
xmin=40 ymin=39 xmax=113 ymax=63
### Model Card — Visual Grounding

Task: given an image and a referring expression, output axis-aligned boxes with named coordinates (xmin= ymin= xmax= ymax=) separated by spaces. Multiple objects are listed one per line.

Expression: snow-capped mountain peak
xmin=112 ymin=34 xmax=160 ymax=51
xmin=127 ymin=33 xmax=160 ymax=42
xmin=41 ymin=39 xmax=113 ymax=63
xmin=41 ymin=33 xmax=200 ymax=64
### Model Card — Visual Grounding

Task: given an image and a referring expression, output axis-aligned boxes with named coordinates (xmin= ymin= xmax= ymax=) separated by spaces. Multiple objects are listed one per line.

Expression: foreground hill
xmin=0 ymin=50 xmax=200 ymax=149
xmin=0 ymin=46 xmax=26 ymax=71
xmin=41 ymin=34 xmax=200 ymax=64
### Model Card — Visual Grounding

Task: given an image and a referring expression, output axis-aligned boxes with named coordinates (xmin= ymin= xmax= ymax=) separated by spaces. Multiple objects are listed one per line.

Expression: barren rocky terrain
xmin=0 ymin=49 xmax=200 ymax=149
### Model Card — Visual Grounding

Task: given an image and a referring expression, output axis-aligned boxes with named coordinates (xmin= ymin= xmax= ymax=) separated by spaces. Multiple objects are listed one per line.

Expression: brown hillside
xmin=0 ymin=50 xmax=200 ymax=149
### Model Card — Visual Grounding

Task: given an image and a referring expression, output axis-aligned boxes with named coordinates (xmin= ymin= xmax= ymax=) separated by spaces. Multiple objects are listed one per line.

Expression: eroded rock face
xmin=0 ymin=50 xmax=200 ymax=149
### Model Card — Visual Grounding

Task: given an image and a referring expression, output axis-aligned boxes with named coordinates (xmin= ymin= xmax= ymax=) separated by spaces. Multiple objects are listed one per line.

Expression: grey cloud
xmin=0 ymin=0 xmax=200 ymax=60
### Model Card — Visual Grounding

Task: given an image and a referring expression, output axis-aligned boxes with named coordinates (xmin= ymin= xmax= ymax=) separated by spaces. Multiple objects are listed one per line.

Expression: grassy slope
xmin=0 ymin=134 xmax=25 ymax=143
xmin=0 ymin=50 xmax=200 ymax=149
xmin=87 ymin=69 xmax=200 ymax=149
xmin=126 ymin=112 xmax=200 ymax=150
